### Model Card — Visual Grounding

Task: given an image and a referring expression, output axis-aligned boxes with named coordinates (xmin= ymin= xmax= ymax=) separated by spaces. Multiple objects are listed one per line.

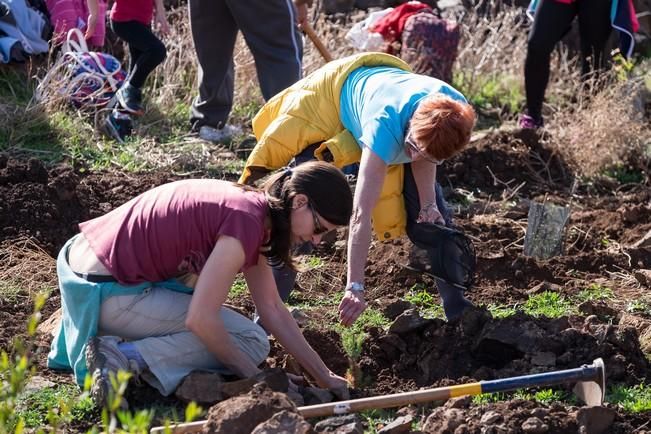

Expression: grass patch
xmin=626 ymin=300 xmax=651 ymax=315
xmin=473 ymin=389 xmax=573 ymax=406
xmin=487 ymin=303 xmax=517 ymax=319
xmin=302 ymin=256 xmax=324 ymax=269
xmin=575 ymin=284 xmax=614 ymax=303
xmin=361 ymin=408 xmax=419 ymax=433
xmin=608 ymin=384 xmax=651 ymax=413
xmin=454 ymin=72 xmax=523 ymax=115
xmin=404 ymin=284 xmax=444 ymax=319
xmin=603 ymin=165 xmax=645 ymax=184
xmin=15 ymin=384 xmax=96 ymax=429
xmin=523 ymin=291 xmax=575 ymax=318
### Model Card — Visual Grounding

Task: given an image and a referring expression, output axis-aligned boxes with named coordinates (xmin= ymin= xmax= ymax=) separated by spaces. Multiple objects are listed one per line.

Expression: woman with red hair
xmin=240 ymin=53 xmax=477 ymax=327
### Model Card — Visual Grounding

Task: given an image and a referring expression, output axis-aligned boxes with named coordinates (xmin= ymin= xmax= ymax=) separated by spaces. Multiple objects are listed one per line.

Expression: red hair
xmin=410 ymin=95 xmax=476 ymax=161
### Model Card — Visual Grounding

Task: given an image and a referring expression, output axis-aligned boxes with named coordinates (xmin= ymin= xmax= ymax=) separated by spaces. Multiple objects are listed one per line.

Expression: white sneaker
xmin=199 ymin=124 xmax=242 ymax=144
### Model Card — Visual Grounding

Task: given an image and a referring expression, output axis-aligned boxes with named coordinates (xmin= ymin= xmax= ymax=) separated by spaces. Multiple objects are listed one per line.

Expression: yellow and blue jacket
xmin=239 ymin=52 xmax=412 ymax=240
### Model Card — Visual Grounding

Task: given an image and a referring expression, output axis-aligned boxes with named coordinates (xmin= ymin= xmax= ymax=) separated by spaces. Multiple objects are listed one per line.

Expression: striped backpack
xmin=399 ymin=10 xmax=461 ymax=83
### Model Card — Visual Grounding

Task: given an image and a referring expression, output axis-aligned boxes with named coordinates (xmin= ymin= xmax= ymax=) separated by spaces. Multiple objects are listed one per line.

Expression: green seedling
xmin=487 ymin=303 xmax=517 ymax=319
xmin=608 ymin=383 xmax=651 ymax=413
xmin=405 ymin=284 xmax=445 ymax=319
xmin=523 ymin=291 xmax=575 ymax=318
xmin=576 ymin=284 xmax=614 ymax=303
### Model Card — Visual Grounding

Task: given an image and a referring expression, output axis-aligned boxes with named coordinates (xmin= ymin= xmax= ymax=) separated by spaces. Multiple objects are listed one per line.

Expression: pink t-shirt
xmin=110 ymin=0 xmax=154 ymax=26
xmin=80 ymin=180 xmax=268 ymax=285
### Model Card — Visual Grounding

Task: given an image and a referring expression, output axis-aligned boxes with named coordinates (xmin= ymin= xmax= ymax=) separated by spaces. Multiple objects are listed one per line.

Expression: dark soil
xmin=1 ymin=129 xmax=651 ymax=431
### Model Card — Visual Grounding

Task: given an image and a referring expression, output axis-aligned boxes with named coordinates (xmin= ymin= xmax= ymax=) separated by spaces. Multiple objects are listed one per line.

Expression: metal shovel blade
xmin=573 ymin=358 xmax=606 ymax=406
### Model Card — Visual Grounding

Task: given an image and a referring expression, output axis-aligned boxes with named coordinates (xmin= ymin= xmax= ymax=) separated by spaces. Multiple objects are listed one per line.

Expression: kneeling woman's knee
xmin=237 ymin=323 xmax=270 ymax=366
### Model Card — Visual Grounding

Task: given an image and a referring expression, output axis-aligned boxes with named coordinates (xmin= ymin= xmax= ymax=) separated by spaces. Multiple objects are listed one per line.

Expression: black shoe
xmin=103 ymin=110 xmax=133 ymax=143
xmin=116 ymin=84 xmax=144 ymax=115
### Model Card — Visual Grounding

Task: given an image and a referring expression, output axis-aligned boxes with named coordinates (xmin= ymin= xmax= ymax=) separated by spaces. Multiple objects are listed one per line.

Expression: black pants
xmin=524 ymin=0 xmax=611 ymax=120
xmin=111 ymin=20 xmax=167 ymax=89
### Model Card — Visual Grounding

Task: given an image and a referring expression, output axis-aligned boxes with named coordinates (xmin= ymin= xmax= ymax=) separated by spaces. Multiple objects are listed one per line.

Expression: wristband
xmin=346 ymin=282 xmax=365 ymax=293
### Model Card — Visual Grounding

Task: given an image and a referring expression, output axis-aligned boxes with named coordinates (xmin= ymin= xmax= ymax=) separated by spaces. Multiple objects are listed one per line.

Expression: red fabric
xmin=110 ymin=0 xmax=154 ymax=26
xmin=80 ymin=180 xmax=268 ymax=285
xmin=371 ymin=2 xmax=431 ymax=43
xmin=46 ymin=0 xmax=106 ymax=46
xmin=628 ymin=0 xmax=639 ymax=32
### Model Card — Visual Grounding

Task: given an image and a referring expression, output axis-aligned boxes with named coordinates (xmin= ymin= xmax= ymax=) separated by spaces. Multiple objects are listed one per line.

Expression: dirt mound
xmin=441 ymin=130 xmax=573 ymax=197
xmin=0 ymin=155 xmax=196 ymax=255
xmin=202 ymin=383 xmax=297 ymax=434
xmin=359 ymin=307 xmax=650 ymax=394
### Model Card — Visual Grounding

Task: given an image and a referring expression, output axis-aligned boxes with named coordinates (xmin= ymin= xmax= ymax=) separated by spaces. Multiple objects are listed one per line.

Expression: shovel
xmin=150 ymin=358 xmax=605 ymax=433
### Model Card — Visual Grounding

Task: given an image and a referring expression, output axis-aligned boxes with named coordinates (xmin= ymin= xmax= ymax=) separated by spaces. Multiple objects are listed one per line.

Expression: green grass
xmin=626 ymin=300 xmax=651 ymax=315
xmin=603 ymin=165 xmax=645 ymax=184
xmin=575 ymin=284 xmax=614 ymax=303
xmin=337 ymin=308 xmax=389 ymax=360
xmin=608 ymin=384 xmax=651 ymax=413
xmin=473 ymin=389 xmax=572 ymax=406
xmin=523 ymin=291 xmax=575 ymax=319
xmin=487 ymin=303 xmax=517 ymax=319
xmin=15 ymin=384 xmax=96 ymax=429
xmin=302 ymin=256 xmax=324 ymax=269
xmin=404 ymin=284 xmax=445 ymax=319
xmin=453 ymin=72 xmax=524 ymax=114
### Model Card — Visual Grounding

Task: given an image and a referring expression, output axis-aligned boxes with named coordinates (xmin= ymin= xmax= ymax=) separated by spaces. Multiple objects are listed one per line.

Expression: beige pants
xmin=99 ymin=287 xmax=269 ymax=396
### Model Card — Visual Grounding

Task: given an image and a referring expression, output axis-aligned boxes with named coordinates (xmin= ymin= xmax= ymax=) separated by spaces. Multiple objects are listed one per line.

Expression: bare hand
xmin=318 ymin=372 xmax=350 ymax=400
xmin=294 ymin=2 xmax=308 ymax=27
xmin=338 ymin=289 xmax=367 ymax=326
xmin=417 ymin=202 xmax=445 ymax=225
xmin=155 ymin=12 xmax=170 ymax=35
xmin=85 ymin=13 xmax=97 ymax=40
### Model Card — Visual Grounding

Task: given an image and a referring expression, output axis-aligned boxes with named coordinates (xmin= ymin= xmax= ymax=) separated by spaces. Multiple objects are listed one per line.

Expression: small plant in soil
xmin=608 ymin=383 xmax=651 ymax=413
xmin=576 ymin=284 xmax=614 ymax=303
xmin=487 ymin=303 xmax=517 ymax=319
xmin=405 ymin=284 xmax=444 ymax=319
xmin=523 ymin=291 xmax=575 ymax=318
xmin=15 ymin=384 xmax=96 ymax=429
xmin=626 ymin=300 xmax=651 ymax=315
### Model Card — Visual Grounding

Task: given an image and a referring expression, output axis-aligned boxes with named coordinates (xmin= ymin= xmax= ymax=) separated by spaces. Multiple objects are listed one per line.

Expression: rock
xmin=423 ymin=408 xmax=465 ymax=433
xmin=578 ymin=302 xmax=618 ymax=320
xmin=377 ymin=415 xmax=413 ymax=434
xmin=633 ymin=269 xmax=651 ymax=287
xmin=37 ymin=308 xmax=61 ymax=337
xmin=221 ymin=368 xmax=289 ymax=398
xmin=521 ymin=417 xmax=548 ymax=433
xmin=23 ymin=375 xmax=56 ymax=394
xmin=526 ymin=281 xmax=561 ymax=295
xmin=251 ymin=410 xmax=315 ymax=434
xmin=383 ymin=300 xmax=413 ymax=321
xmin=175 ymin=371 xmax=225 ymax=405
xmin=303 ymin=386 xmax=334 ymax=405
xmin=388 ymin=309 xmax=434 ymax=334
xmin=201 ymin=383 xmax=296 ymax=434
xmin=480 ymin=410 xmax=502 ymax=424
xmin=290 ymin=308 xmax=310 ymax=327
xmin=445 ymin=396 xmax=472 ymax=409
xmin=576 ymin=406 xmax=615 ymax=434
xmin=531 ymin=351 xmax=556 ymax=366
xmin=314 ymin=415 xmax=363 ymax=433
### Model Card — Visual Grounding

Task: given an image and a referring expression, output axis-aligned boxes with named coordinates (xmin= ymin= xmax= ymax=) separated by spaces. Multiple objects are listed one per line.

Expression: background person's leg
xmin=576 ymin=0 xmax=612 ymax=75
xmin=227 ymin=0 xmax=303 ymax=100
xmin=110 ymin=21 xmax=166 ymax=89
xmin=524 ymin=0 xmax=577 ymax=122
xmin=99 ymin=287 xmax=269 ymax=396
xmin=189 ymin=0 xmax=238 ymax=129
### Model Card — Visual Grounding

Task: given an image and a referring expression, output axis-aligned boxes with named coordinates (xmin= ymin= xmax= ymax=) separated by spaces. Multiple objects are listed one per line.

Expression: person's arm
xmin=153 ymin=0 xmax=170 ymax=35
xmin=185 ymin=235 xmax=262 ymax=378
xmin=84 ymin=0 xmax=99 ymax=39
xmin=338 ymin=146 xmax=387 ymax=326
xmin=245 ymin=259 xmax=349 ymax=392
xmin=410 ymin=159 xmax=444 ymax=224
xmin=293 ymin=0 xmax=311 ymax=27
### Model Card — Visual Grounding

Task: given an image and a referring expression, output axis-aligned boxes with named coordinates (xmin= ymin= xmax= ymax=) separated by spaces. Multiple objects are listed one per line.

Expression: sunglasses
xmin=405 ymin=132 xmax=444 ymax=165
xmin=309 ymin=202 xmax=329 ymax=235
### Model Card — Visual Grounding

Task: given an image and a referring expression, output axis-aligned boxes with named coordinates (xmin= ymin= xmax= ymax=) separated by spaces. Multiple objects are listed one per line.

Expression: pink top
xmin=110 ymin=0 xmax=154 ymax=26
xmin=80 ymin=180 xmax=268 ymax=285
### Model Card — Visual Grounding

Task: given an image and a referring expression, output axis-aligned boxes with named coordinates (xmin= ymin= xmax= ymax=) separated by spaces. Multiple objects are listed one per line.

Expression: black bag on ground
xmin=408 ymin=223 xmax=476 ymax=290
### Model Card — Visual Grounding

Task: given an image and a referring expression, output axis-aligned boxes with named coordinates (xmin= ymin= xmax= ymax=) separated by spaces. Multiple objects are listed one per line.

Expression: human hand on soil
xmin=338 ymin=289 xmax=367 ymax=326
xmin=319 ymin=372 xmax=350 ymax=400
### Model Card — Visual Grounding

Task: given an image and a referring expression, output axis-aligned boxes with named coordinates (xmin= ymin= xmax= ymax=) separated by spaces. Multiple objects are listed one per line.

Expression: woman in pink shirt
xmin=48 ymin=161 xmax=353 ymax=408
